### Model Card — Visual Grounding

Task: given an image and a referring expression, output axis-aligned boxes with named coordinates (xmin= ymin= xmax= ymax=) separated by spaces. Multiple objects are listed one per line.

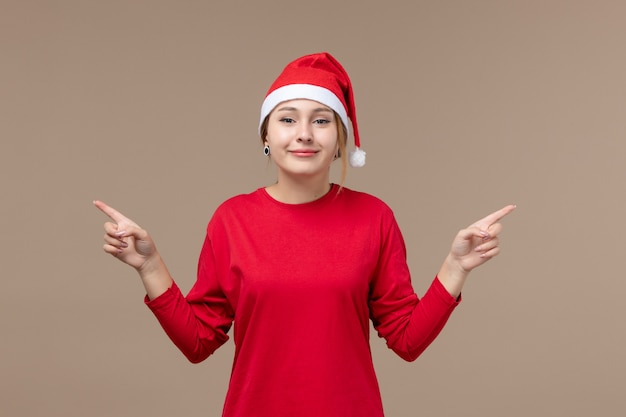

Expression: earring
xmin=334 ymin=149 xmax=341 ymax=160
xmin=263 ymin=145 xmax=270 ymax=156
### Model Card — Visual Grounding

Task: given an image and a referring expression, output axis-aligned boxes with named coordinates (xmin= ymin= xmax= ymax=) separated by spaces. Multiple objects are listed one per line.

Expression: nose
xmin=297 ymin=123 xmax=313 ymax=142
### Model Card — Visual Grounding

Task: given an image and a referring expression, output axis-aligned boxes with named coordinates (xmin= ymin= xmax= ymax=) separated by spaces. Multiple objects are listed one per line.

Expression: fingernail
xmin=115 ymin=231 xmax=126 ymax=237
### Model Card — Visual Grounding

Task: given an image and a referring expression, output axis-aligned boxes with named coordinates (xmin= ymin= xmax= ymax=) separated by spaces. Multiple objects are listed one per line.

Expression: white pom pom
xmin=349 ymin=148 xmax=366 ymax=167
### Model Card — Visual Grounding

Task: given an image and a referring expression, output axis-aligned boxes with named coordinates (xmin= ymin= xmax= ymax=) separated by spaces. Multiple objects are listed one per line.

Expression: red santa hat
xmin=259 ymin=52 xmax=366 ymax=167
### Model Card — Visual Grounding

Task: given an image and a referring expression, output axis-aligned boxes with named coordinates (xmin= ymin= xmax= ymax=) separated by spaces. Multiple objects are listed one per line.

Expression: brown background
xmin=1 ymin=1 xmax=624 ymax=416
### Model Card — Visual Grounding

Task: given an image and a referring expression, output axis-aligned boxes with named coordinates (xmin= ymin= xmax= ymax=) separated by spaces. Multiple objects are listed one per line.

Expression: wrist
xmin=437 ymin=254 xmax=469 ymax=298
xmin=137 ymin=254 xmax=174 ymax=301
xmin=443 ymin=253 xmax=470 ymax=280
xmin=137 ymin=253 xmax=167 ymax=278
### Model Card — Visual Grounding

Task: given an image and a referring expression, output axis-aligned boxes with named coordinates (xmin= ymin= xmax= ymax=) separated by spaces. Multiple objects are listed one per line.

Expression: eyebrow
xmin=275 ymin=106 xmax=333 ymax=113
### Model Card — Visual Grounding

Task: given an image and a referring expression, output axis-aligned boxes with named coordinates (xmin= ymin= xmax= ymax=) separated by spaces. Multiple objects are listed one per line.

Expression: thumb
xmin=456 ymin=225 xmax=490 ymax=241
xmin=114 ymin=223 xmax=149 ymax=241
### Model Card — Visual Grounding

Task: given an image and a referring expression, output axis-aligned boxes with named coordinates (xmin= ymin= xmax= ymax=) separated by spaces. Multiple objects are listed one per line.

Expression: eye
xmin=279 ymin=117 xmax=295 ymax=124
xmin=313 ymin=118 xmax=331 ymax=125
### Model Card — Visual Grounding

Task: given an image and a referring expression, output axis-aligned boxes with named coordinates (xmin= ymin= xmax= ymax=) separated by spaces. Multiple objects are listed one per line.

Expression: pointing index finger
xmin=474 ymin=204 xmax=516 ymax=229
xmin=93 ymin=200 xmax=129 ymax=223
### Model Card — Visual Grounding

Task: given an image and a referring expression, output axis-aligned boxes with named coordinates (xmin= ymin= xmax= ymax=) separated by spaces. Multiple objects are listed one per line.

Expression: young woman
xmin=95 ymin=52 xmax=514 ymax=417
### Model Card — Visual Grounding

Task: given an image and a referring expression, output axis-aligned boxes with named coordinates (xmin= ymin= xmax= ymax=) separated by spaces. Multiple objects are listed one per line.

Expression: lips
xmin=289 ymin=149 xmax=318 ymax=157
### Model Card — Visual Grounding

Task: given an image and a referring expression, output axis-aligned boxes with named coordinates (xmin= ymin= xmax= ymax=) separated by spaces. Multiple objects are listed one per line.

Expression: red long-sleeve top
xmin=146 ymin=184 xmax=460 ymax=416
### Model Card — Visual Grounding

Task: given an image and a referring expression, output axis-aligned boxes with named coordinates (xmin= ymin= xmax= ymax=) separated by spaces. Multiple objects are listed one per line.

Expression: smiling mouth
xmin=289 ymin=150 xmax=318 ymax=156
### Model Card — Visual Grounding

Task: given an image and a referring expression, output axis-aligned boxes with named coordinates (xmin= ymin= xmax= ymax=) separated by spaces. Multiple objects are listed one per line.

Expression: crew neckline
xmin=258 ymin=183 xmax=340 ymax=207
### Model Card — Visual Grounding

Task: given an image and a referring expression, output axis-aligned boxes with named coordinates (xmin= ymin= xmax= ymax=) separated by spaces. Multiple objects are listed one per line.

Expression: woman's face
xmin=264 ymin=99 xmax=339 ymax=182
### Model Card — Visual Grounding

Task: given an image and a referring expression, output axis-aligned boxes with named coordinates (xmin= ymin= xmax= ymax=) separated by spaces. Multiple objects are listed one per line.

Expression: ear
xmin=334 ymin=142 xmax=341 ymax=160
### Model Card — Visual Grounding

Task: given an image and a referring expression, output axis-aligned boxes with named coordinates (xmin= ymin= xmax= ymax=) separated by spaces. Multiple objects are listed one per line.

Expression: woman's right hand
xmin=94 ymin=200 xmax=158 ymax=272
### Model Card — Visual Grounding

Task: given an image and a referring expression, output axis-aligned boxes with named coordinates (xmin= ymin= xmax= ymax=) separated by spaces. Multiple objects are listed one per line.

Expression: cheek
xmin=321 ymin=131 xmax=339 ymax=148
xmin=266 ymin=124 xmax=289 ymax=144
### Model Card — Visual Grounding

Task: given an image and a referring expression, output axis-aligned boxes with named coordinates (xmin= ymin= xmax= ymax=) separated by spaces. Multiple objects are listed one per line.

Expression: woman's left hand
xmin=449 ymin=204 xmax=516 ymax=274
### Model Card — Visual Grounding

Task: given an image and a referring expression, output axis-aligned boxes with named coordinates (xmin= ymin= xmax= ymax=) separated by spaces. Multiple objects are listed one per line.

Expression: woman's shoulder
xmin=339 ymin=187 xmax=395 ymax=221
xmin=214 ymin=188 xmax=266 ymax=212
xmin=338 ymin=186 xmax=395 ymax=215
xmin=203 ymin=189 xmax=265 ymax=232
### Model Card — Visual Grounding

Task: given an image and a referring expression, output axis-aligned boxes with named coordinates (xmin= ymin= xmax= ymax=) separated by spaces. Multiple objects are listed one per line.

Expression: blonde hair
xmin=259 ymin=111 xmax=348 ymax=188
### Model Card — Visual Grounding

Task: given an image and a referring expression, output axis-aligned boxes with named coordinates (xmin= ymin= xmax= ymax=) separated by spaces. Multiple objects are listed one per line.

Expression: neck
xmin=266 ymin=174 xmax=332 ymax=204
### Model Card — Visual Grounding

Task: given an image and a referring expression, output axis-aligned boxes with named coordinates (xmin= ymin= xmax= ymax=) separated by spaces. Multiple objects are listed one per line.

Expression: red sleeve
xmin=368 ymin=211 xmax=460 ymax=362
xmin=145 ymin=233 xmax=234 ymax=364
